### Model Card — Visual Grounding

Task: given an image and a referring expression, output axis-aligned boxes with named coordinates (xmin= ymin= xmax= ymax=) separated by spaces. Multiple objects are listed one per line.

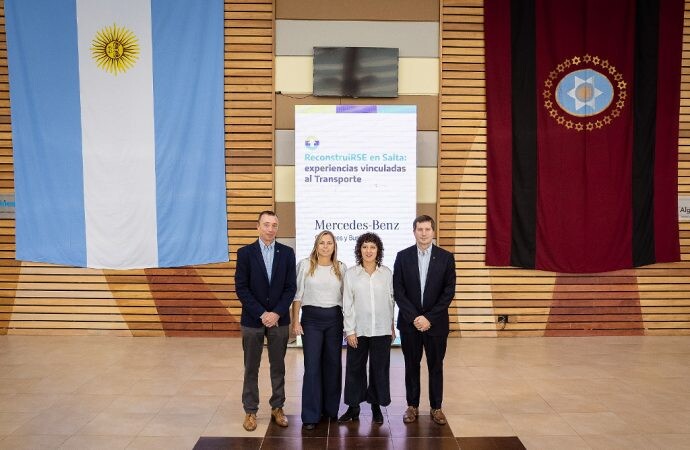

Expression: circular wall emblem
xmin=555 ymin=69 xmax=613 ymax=117
xmin=543 ymin=55 xmax=627 ymax=132
xmin=91 ymin=23 xmax=140 ymax=76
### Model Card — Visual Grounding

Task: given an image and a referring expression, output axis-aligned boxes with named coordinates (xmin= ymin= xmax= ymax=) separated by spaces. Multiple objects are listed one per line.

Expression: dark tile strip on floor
xmin=194 ymin=414 xmax=526 ymax=449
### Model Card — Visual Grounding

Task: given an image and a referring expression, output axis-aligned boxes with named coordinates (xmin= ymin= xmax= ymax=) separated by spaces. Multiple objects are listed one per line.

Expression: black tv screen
xmin=312 ymin=47 xmax=399 ymax=98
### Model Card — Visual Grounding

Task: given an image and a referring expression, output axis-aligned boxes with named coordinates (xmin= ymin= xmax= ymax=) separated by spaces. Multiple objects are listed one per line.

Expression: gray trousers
xmin=241 ymin=324 xmax=289 ymax=414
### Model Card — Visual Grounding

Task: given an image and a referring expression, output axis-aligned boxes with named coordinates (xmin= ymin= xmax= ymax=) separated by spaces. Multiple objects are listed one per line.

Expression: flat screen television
xmin=312 ymin=47 xmax=399 ymax=98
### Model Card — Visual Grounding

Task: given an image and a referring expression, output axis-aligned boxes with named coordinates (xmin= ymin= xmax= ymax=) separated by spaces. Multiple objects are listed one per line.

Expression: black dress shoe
xmin=302 ymin=423 xmax=316 ymax=430
xmin=371 ymin=404 xmax=384 ymax=424
xmin=337 ymin=406 xmax=360 ymax=422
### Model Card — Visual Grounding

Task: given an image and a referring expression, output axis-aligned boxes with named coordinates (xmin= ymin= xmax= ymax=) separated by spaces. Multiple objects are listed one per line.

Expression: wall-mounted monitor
xmin=312 ymin=47 xmax=399 ymax=98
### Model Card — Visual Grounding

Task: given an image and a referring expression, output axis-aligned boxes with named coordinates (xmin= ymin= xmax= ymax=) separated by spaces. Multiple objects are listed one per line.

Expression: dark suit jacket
xmin=235 ymin=239 xmax=297 ymax=328
xmin=393 ymin=244 xmax=456 ymax=336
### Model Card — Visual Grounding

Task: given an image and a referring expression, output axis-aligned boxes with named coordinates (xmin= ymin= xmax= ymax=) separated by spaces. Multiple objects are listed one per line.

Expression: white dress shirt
xmin=294 ymin=258 xmax=346 ymax=308
xmin=417 ymin=245 xmax=431 ymax=303
xmin=342 ymin=264 xmax=395 ymax=337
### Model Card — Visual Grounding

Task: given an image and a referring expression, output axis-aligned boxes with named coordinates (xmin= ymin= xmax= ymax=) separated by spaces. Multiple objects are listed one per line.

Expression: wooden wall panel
xmin=439 ymin=0 xmax=690 ymax=337
xmin=2 ymin=0 xmax=689 ymax=337
xmin=276 ymin=0 xmax=439 ymax=21
xmin=0 ymin=0 xmax=273 ymax=336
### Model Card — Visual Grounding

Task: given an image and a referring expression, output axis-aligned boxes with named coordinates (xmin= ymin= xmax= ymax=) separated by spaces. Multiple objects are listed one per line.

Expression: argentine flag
xmin=6 ymin=0 xmax=228 ymax=269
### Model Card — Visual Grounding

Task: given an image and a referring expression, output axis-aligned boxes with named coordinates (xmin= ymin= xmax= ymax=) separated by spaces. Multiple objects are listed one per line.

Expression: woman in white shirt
xmin=291 ymin=230 xmax=346 ymax=430
xmin=338 ymin=232 xmax=395 ymax=425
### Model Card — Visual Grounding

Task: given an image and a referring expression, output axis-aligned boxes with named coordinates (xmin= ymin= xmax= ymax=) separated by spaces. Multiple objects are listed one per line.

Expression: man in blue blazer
xmin=393 ymin=215 xmax=456 ymax=426
xmin=235 ymin=210 xmax=296 ymax=432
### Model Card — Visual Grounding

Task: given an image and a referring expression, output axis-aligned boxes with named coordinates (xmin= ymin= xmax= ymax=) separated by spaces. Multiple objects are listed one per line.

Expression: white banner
xmin=295 ymin=105 xmax=417 ymax=267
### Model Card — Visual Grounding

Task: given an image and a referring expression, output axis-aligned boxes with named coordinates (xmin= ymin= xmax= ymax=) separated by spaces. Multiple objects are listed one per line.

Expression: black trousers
xmin=343 ymin=335 xmax=391 ymax=407
xmin=300 ymin=305 xmax=343 ymax=423
xmin=400 ymin=330 xmax=447 ymax=409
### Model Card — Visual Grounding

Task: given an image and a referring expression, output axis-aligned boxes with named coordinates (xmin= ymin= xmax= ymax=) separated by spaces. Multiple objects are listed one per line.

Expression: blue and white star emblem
xmin=556 ymin=69 xmax=613 ymax=117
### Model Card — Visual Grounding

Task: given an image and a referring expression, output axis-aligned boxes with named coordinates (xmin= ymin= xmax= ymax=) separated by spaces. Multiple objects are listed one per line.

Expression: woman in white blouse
xmin=291 ymin=230 xmax=346 ymax=430
xmin=338 ymin=232 xmax=395 ymax=425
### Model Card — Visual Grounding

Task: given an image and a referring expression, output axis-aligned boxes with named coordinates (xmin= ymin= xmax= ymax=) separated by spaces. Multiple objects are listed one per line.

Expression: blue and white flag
xmin=6 ymin=0 xmax=228 ymax=269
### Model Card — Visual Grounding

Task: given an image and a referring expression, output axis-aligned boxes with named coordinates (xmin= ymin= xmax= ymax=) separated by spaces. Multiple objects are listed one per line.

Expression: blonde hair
xmin=308 ymin=230 xmax=343 ymax=281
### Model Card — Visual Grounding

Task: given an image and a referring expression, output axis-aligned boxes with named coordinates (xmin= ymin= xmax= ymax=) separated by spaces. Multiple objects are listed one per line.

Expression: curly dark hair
xmin=354 ymin=232 xmax=384 ymax=267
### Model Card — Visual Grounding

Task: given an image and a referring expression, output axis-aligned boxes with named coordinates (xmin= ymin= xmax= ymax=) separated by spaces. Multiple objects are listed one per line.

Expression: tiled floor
xmin=0 ymin=335 xmax=689 ymax=449
xmin=193 ymin=415 xmax=526 ymax=449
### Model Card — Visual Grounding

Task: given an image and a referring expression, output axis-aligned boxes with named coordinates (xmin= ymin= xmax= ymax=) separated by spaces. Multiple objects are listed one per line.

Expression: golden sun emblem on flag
xmin=91 ymin=24 xmax=140 ymax=75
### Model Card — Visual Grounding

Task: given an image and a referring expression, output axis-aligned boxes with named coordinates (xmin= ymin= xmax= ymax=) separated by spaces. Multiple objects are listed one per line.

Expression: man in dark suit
xmin=235 ymin=210 xmax=296 ymax=431
xmin=393 ymin=215 xmax=456 ymax=425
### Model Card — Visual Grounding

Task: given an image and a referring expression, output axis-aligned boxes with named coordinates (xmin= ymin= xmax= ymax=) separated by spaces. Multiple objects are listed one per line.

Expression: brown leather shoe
xmin=243 ymin=413 xmax=257 ymax=431
xmin=271 ymin=407 xmax=288 ymax=427
xmin=430 ymin=408 xmax=447 ymax=425
xmin=402 ymin=406 xmax=418 ymax=423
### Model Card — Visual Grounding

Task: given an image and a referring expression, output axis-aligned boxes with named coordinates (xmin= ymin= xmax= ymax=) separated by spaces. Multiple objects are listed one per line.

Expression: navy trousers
xmin=300 ymin=305 xmax=343 ymax=423
xmin=400 ymin=330 xmax=447 ymax=409
xmin=343 ymin=335 xmax=392 ymax=407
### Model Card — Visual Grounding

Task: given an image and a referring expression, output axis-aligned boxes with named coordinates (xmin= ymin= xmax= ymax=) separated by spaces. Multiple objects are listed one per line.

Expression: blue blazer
xmin=235 ymin=240 xmax=297 ymax=328
xmin=393 ymin=244 xmax=456 ymax=336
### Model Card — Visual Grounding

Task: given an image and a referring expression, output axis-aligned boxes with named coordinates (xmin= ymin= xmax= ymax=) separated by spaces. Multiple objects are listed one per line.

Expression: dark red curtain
xmin=485 ymin=0 xmax=682 ymax=273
